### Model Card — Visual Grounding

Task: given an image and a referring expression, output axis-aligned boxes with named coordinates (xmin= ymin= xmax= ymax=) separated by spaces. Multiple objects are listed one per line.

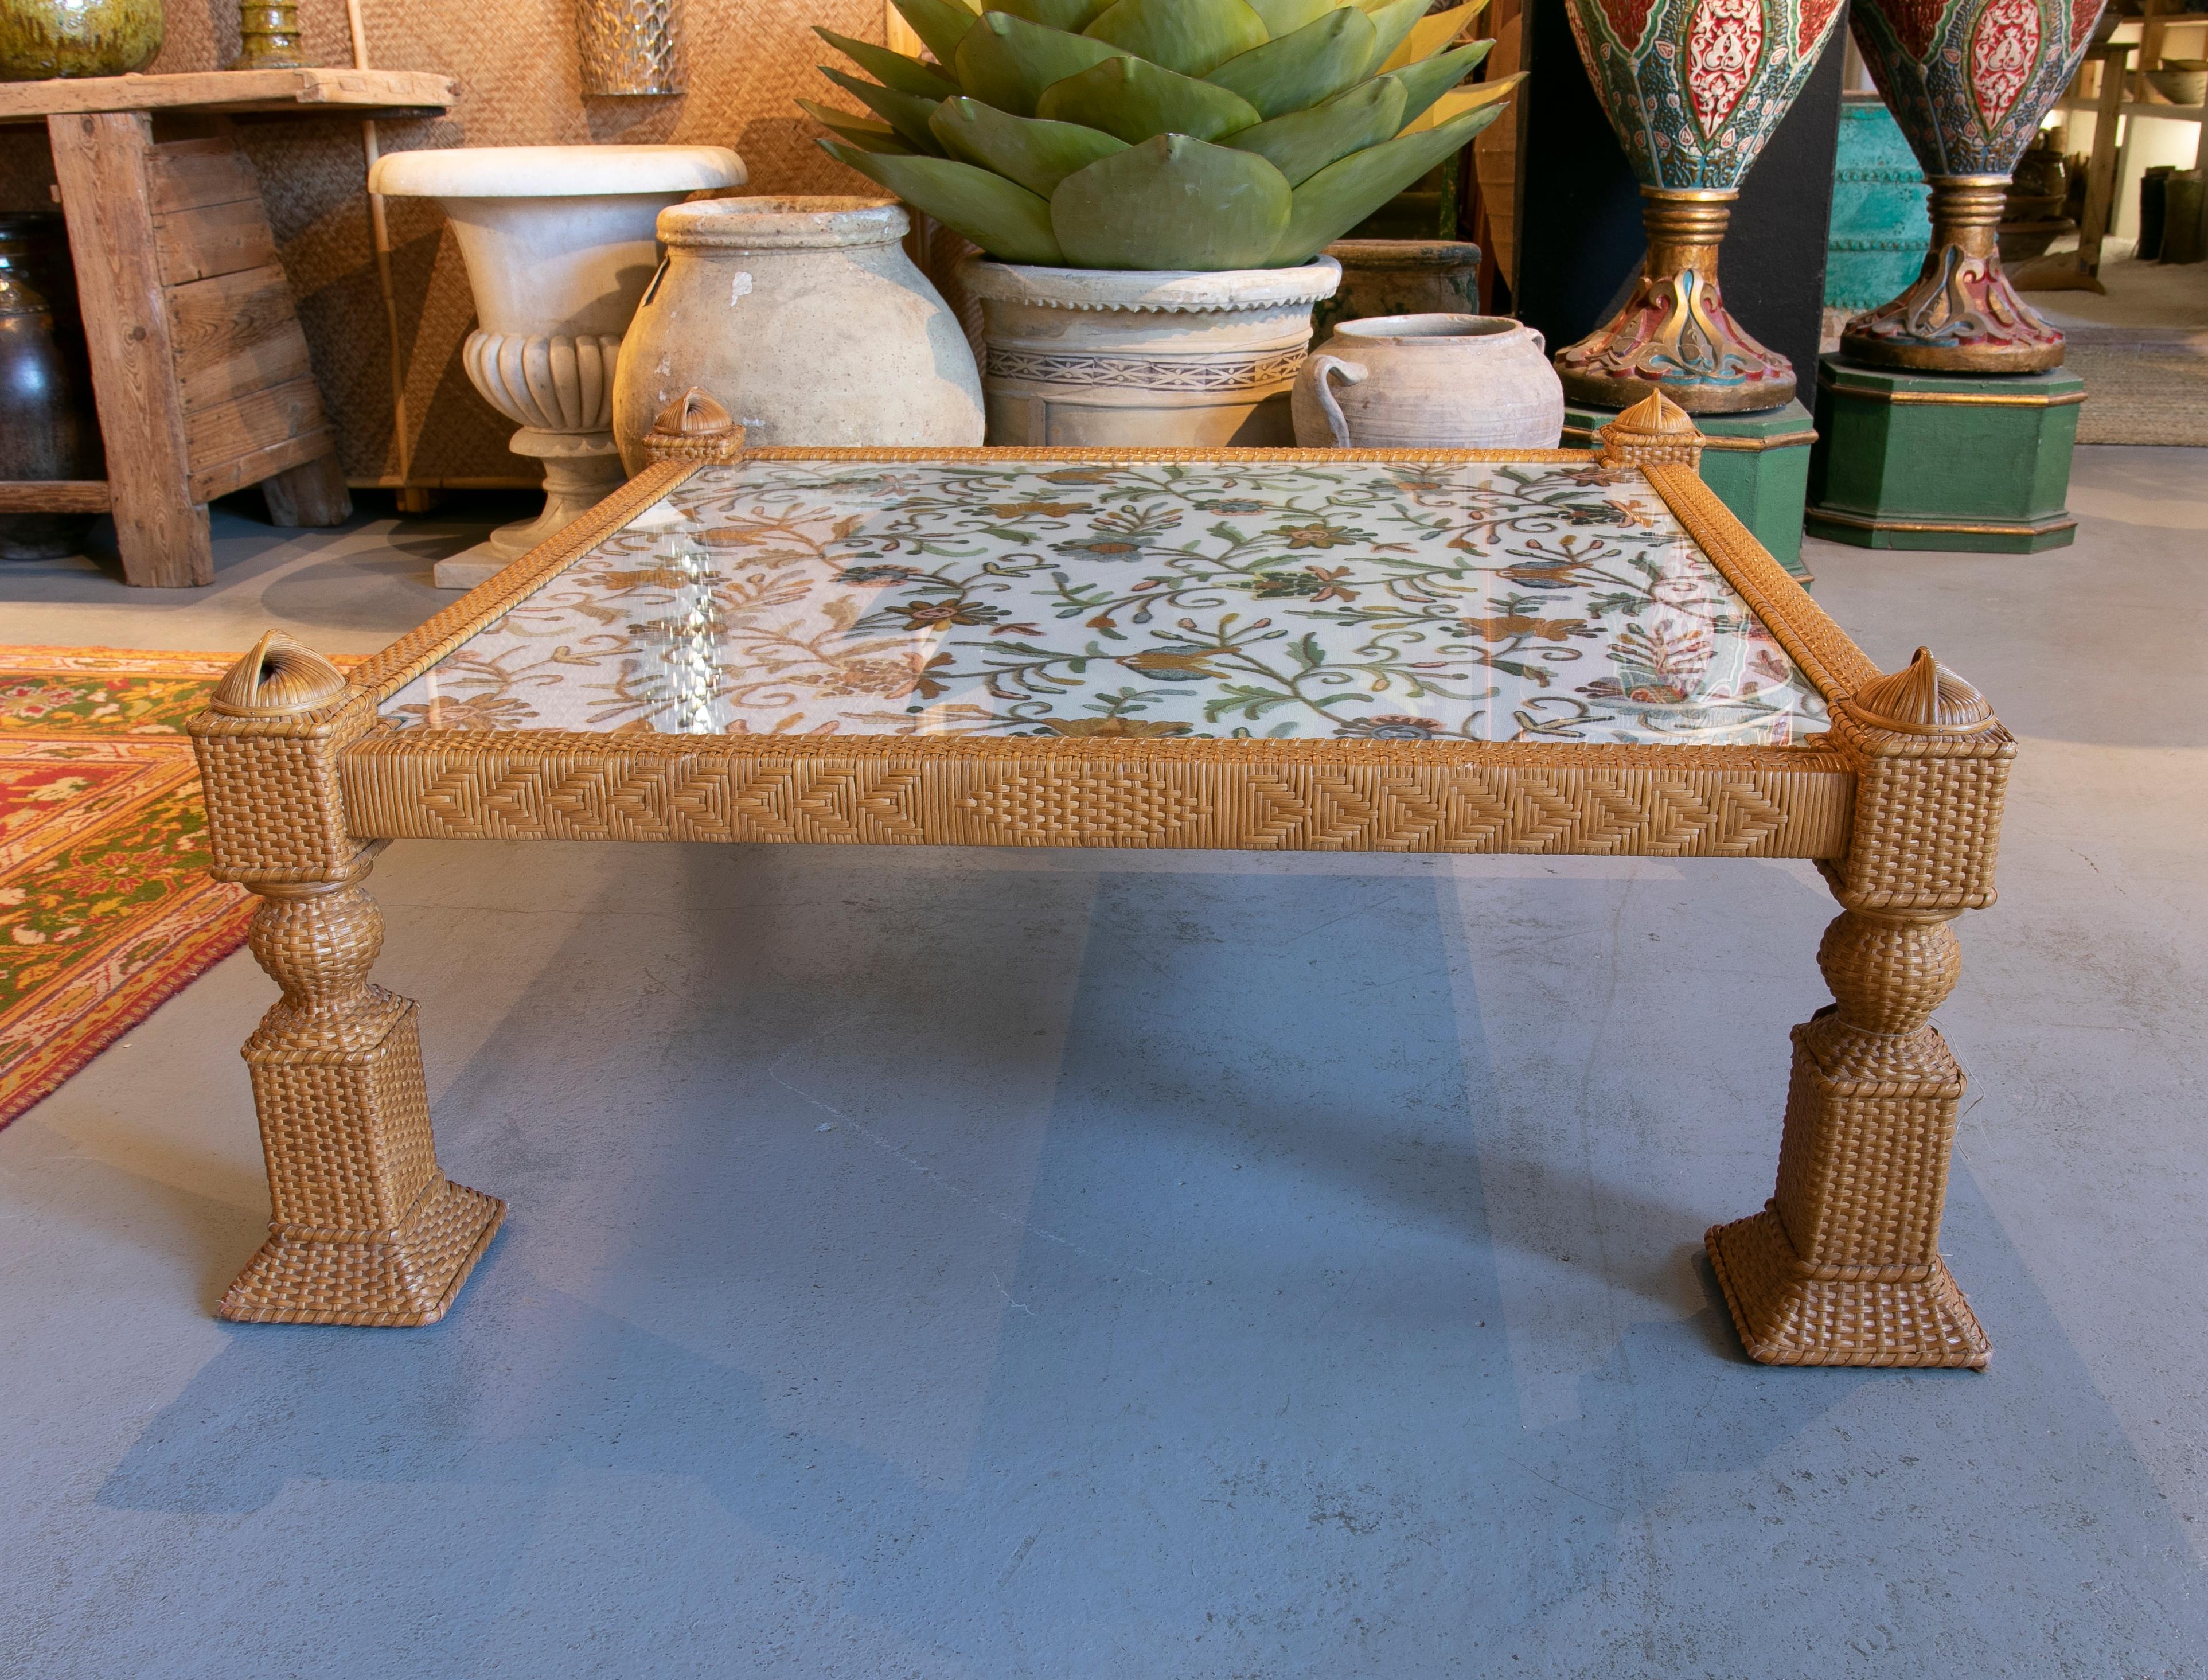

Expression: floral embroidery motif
xmin=1968 ymin=0 xmax=2042 ymax=128
xmin=383 ymin=459 xmax=1828 ymax=747
xmin=1686 ymin=0 xmax=1767 ymax=138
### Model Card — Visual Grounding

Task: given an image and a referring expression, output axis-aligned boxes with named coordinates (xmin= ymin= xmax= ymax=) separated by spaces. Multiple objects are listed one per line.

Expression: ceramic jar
xmin=1310 ymin=240 xmax=1483 ymax=344
xmin=0 ymin=0 xmax=161 ymax=78
xmin=613 ymin=196 xmax=982 ymax=469
xmin=1292 ymin=314 xmax=1563 ymax=451
xmin=0 ymin=216 xmax=103 ymax=560
xmin=958 ymin=258 xmax=1339 ymax=447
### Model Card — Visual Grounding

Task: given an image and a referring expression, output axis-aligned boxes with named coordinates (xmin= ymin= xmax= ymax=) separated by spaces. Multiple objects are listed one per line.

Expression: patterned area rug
xmin=2066 ymin=340 xmax=2208 ymax=447
xmin=0 ymin=648 xmax=322 ymax=1131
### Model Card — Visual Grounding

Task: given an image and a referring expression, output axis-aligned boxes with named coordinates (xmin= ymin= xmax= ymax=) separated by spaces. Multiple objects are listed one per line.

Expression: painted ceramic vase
xmin=1843 ymin=0 xmax=2106 ymax=372
xmin=0 ymin=0 xmax=163 ymax=79
xmin=1557 ymin=0 xmax=1850 ymax=412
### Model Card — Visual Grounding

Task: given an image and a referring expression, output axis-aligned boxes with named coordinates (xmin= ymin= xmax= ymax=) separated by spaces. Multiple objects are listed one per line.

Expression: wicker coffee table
xmin=189 ymin=394 xmax=2011 ymax=1368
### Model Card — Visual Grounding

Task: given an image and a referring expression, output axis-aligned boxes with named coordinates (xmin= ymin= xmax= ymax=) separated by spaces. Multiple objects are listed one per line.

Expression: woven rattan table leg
xmin=219 ymin=874 xmax=504 ymax=1326
xmin=1706 ymin=907 xmax=1991 ymax=1368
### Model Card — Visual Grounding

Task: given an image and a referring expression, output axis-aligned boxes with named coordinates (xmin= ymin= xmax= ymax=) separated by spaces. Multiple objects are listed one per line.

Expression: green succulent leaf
xmin=796 ymin=99 xmax=916 ymax=155
xmin=1245 ymin=0 xmax=1339 ymax=36
xmin=931 ymin=96 xmax=1129 ymax=196
xmin=1203 ymin=6 xmax=1375 ymax=120
xmin=1219 ymin=73 xmax=1403 ymax=185
xmin=814 ymin=28 xmax=959 ymax=99
xmin=1387 ymin=38 xmax=1492 ymax=124
xmin=1082 ymin=0 xmax=1271 ymax=78
xmin=955 ymin=11 xmax=1127 ymax=116
xmin=890 ymin=0 xmax=981 ymax=68
xmin=820 ymin=138 xmax=1066 ymax=264
xmin=1358 ymin=0 xmax=1427 ymax=73
xmin=991 ymin=0 xmax=1116 ymax=29
xmin=1270 ymin=103 xmax=1501 ymax=263
xmin=821 ymin=68 xmax=945 ymax=153
xmin=1037 ymin=54 xmax=1262 ymax=143
xmin=1051 ymin=133 xmax=1292 ymax=270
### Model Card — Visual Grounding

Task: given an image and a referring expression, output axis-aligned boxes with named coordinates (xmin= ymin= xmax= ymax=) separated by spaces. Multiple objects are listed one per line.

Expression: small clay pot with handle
xmin=1292 ymin=314 xmax=1565 ymax=450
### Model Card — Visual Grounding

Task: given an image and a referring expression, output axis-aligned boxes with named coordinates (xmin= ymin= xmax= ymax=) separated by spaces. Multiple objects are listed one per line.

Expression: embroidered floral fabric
xmin=384 ymin=458 xmax=1828 ymax=746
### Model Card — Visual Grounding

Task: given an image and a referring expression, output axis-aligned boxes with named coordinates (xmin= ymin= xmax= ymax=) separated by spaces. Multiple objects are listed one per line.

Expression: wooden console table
xmin=188 ymin=396 xmax=2014 ymax=1369
xmin=0 ymin=68 xmax=452 ymax=586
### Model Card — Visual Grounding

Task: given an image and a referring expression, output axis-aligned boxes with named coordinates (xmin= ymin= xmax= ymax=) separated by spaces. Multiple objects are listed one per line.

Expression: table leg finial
xmin=1706 ymin=905 xmax=1989 ymax=1368
xmin=219 ymin=870 xmax=504 ymax=1327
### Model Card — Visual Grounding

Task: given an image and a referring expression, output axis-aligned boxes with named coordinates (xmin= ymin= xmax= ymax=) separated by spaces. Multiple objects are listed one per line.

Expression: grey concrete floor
xmin=1 ymin=459 xmax=2205 ymax=1678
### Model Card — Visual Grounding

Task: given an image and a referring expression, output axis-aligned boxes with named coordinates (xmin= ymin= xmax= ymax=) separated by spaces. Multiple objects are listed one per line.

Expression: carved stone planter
xmin=366 ymin=143 xmax=744 ymax=588
xmin=959 ymin=259 xmax=1340 ymax=447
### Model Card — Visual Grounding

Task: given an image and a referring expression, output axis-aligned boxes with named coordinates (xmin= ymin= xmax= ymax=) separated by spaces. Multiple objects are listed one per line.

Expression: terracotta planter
xmin=1556 ymin=0 xmax=1850 ymax=412
xmin=1292 ymin=314 xmax=1563 ymax=450
xmin=614 ymin=196 xmax=982 ymax=469
xmin=1843 ymin=0 xmax=2108 ymax=372
xmin=959 ymin=258 xmax=1339 ymax=447
xmin=0 ymin=0 xmax=161 ymax=79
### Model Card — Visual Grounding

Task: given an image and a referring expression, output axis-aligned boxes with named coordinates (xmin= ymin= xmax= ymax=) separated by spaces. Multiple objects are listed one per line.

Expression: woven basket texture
xmin=0 ymin=0 xmax=881 ymax=486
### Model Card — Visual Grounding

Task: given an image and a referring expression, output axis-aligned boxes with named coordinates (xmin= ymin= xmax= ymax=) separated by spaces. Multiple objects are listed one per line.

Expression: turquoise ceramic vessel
xmin=0 ymin=0 xmax=165 ymax=80
xmin=1824 ymin=92 xmax=1930 ymax=315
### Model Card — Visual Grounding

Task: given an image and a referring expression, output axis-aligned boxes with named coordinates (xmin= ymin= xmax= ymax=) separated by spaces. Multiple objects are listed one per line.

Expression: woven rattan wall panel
xmin=0 ymin=0 xmax=882 ymax=487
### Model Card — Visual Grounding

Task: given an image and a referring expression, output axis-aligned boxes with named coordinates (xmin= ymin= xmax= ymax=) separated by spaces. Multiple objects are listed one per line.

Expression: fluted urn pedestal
xmin=368 ymin=145 xmax=745 ymax=589
xmin=1842 ymin=0 xmax=2108 ymax=371
xmin=1557 ymin=0 xmax=1850 ymax=413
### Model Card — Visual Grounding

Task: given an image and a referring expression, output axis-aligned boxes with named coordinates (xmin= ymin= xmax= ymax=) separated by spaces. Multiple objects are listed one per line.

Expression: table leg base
xmin=1704 ymin=1206 xmax=1989 ymax=1369
xmin=219 ymin=1177 xmax=506 ymax=1327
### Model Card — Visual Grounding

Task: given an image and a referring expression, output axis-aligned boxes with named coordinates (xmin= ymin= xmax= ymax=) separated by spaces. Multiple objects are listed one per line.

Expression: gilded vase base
xmin=1839 ymin=178 xmax=2066 ymax=375
xmin=1554 ymin=190 xmax=1796 ymax=416
xmin=1838 ymin=251 xmax=2066 ymax=374
xmin=1555 ymin=268 xmax=1796 ymax=415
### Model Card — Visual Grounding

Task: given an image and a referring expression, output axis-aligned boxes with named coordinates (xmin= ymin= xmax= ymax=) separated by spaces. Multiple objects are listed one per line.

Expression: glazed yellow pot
xmin=0 ymin=0 xmax=164 ymax=80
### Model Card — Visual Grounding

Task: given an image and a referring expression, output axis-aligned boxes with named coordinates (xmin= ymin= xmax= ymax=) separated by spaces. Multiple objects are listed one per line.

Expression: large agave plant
xmin=800 ymin=0 xmax=1519 ymax=272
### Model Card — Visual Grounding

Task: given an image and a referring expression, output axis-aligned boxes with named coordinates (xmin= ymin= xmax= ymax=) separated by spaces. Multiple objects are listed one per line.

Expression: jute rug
xmin=0 ymin=648 xmax=350 ymax=1131
xmin=2065 ymin=337 xmax=2208 ymax=447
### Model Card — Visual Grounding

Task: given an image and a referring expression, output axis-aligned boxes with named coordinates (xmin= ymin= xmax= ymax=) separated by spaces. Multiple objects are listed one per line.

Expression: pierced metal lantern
xmin=578 ymin=0 xmax=684 ymax=98
xmin=1842 ymin=0 xmax=2107 ymax=372
xmin=1556 ymin=0 xmax=1850 ymax=413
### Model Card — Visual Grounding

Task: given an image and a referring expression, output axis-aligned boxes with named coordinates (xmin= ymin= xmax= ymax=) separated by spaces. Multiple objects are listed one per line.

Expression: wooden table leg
xmin=48 ymin=111 xmax=215 ymax=588
xmin=221 ymin=870 xmax=505 ymax=1326
xmin=1705 ymin=906 xmax=1990 ymax=1367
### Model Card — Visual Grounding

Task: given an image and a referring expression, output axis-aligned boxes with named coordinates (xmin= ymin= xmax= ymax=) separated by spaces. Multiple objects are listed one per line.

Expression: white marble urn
xmin=368 ymin=143 xmax=746 ymax=588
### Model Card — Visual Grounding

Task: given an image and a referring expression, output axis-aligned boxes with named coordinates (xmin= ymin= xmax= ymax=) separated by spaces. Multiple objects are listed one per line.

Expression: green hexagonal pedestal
xmin=1805 ymin=356 xmax=2084 ymax=553
xmin=1565 ymin=400 xmax=1815 ymax=580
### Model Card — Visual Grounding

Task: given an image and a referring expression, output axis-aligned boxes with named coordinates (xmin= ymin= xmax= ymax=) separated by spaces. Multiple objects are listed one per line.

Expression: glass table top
xmin=383 ymin=457 xmax=1828 ymax=746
